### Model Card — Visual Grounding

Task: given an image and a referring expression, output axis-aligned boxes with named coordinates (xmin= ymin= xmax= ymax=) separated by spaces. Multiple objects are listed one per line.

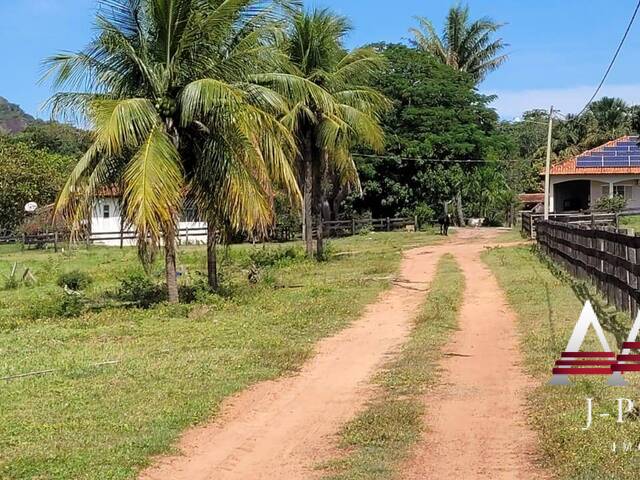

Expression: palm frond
xmin=122 ymin=124 xmax=184 ymax=243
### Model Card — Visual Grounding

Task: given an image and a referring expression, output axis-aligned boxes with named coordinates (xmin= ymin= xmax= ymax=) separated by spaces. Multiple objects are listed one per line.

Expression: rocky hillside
xmin=0 ymin=96 xmax=33 ymax=134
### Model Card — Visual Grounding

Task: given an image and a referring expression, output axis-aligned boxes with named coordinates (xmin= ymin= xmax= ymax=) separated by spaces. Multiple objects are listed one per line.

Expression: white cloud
xmin=483 ymin=84 xmax=640 ymax=120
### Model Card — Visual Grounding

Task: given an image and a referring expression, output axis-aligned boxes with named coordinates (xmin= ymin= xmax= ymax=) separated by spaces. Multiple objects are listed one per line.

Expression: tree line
xmin=8 ymin=1 xmax=628 ymax=303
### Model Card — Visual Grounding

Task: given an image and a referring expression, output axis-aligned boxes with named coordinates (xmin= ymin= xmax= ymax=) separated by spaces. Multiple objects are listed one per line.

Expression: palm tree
xmin=410 ymin=4 xmax=508 ymax=83
xmin=47 ymin=0 xmax=304 ymax=300
xmin=587 ymin=97 xmax=631 ymax=141
xmin=280 ymin=8 xmax=389 ymax=256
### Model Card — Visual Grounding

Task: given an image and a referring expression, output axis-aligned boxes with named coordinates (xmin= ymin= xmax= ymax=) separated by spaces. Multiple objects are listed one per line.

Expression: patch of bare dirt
xmin=139 ymin=228 xmax=544 ymax=480
xmin=139 ymin=238 xmax=444 ymax=480
xmin=400 ymin=238 xmax=546 ymax=480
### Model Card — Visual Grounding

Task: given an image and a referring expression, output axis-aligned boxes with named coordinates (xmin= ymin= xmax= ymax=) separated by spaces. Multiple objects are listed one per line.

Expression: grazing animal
xmin=438 ymin=214 xmax=452 ymax=236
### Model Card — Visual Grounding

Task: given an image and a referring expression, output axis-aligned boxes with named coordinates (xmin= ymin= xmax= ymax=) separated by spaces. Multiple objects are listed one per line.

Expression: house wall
xmin=550 ymin=175 xmax=640 ymax=212
xmin=90 ymin=198 xmax=208 ymax=246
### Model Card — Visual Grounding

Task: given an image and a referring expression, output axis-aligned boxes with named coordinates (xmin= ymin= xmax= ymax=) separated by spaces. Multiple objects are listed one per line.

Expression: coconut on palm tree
xmin=47 ymin=0 xmax=306 ymax=300
xmin=410 ymin=4 xmax=508 ymax=83
xmin=277 ymin=8 xmax=389 ymax=257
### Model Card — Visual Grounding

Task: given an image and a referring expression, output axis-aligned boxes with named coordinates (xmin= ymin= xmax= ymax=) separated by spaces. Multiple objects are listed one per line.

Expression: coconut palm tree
xmin=587 ymin=97 xmax=631 ymax=141
xmin=278 ymin=8 xmax=389 ymax=257
xmin=46 ymin=0 xmax=307 ymax=300
xmin=410 ymin=4 xmax=508 ymax=83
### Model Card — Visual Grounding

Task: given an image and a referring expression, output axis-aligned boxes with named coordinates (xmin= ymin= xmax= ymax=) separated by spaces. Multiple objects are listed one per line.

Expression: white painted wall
xmin=550 ymin=175 xmax=640 ymax=212
xmin=90 ymin=197 xmax=208 ymax=246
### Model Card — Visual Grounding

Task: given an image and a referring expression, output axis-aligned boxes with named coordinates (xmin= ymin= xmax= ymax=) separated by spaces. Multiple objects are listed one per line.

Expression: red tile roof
xmin=548 ymin=136 xmax=640 ymax=175
xmin=96 ymin=185 xmax=121 ymax=197
xmin=518 ymin=193 xmax=544 ymax=203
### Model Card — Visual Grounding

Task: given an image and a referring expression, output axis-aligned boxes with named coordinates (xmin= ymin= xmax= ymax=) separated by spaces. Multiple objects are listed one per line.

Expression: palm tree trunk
xmin=207 ymin=224 xmax=218 ymax=291
xmin=164 ymin=226 xmax=179 ymax=303
xmin=303 ymin=135 xmax=314 ymax=256
xmin=315 ymin=150 xmax=327 ymax=259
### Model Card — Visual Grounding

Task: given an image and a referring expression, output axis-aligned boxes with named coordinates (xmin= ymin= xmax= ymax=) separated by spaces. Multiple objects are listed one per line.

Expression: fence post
xmin=185 ymin=226 xmax=189 ymax=246
xmin=54 ymin=232 xmax=58 ymax=253
xmin=386 ymin=217 xmax=390 ymax=231
xmin=414 ymin=215 xmax=419 ymax=232
xmin=352 ymin=218 xmax=356 ymax=236
xmin=119 ymin=216 xmax=124 ymax=249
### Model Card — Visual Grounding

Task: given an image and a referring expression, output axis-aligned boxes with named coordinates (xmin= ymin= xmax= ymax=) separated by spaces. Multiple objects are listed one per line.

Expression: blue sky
xmin=2 ymin=0 xmax=640 ymax=120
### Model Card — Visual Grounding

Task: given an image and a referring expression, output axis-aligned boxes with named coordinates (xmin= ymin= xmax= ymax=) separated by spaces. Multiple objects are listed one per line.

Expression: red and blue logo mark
xmin=550 ymin=301 xmax=640 ymax=386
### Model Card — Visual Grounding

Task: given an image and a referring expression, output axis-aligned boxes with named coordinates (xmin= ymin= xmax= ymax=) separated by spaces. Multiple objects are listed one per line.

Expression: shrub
xmin=57 ymin=270 xmax=93 ymax=291
xmin=593 ymin=195 xmax=627 ymax=213
xmin=316 ymin=241 xmax=335 ymax=262
xmin=58 ymin=290 xmax=86 ymax=317
xmin=414 ymin=203 xmax=435 ymax=229
xmin=116 ymin=272 xmax=166 ymax=308
xmin=178 ymin=279 xmax=211 ymax=304
xmin=248 ymin=246 xmax=304 ymax=267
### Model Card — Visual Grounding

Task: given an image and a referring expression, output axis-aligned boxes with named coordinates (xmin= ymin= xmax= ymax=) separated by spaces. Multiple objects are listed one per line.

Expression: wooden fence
xmin=0 ymin=217 xmax=417 ymax=249
xmin=322 ymin=217 xmax=416 ymax=238
xmin=536 ymin=220 xmax=640 ymax=317
xmin=521 ymin=212 xmax=617 ymax=238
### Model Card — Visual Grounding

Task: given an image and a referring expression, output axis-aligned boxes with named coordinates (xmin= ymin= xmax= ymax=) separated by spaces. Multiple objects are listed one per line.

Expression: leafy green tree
xmin=350 ymin=44 xmax=509 ymax=221
xmin=46 ymin=0 xmax=303 ymax=301
xmin=0 ymin=138 xmax=74 ymax=231
xmin=410 ymin=4 xmax=508 ymax=83
xmin=12 ymin=121 xmax=92 ymax=157
xmin=280 ymin=8 xmax=389 ymax=257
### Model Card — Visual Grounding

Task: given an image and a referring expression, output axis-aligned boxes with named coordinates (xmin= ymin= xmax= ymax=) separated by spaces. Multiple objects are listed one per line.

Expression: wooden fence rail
xmin=536 ymin=220 xmax=640 ymax=317
xmin=0 ymin=217 xmax=417 ymax=249
xmin=521 ymin=212 xmax=617 ymax=238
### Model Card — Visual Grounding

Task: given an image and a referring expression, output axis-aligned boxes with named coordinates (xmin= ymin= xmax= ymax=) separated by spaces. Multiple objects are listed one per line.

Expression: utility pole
xmin=543 ymin=105 xmax=554 ymax=220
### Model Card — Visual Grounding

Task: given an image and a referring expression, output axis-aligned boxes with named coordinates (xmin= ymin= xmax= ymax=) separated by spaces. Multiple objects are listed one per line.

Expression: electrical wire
xmin=575 ymin=0 xmax=640 ymax=117
xmin=351 ymin=153 xmax=524 ymax=164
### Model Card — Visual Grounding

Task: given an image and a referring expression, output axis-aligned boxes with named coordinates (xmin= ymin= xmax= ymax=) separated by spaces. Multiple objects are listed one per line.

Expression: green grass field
xmin=620 ymin=214 xmax=640 ymax=232
xmin=321 ymin=254 xmax=464 ymax=480
xmin=0 ymin=232 xmax=439 ymax=480
xmin=483 ymin=246 xmax=640 ymax=480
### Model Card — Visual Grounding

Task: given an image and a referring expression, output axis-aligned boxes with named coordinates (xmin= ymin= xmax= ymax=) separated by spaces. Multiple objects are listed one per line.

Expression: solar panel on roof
xmin=576 ymin=137 xmax=640 ymax=168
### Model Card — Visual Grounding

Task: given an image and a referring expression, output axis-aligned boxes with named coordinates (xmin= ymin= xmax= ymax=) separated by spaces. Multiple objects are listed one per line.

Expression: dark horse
xmin=438 ymin=214 xmax=452 ymax=236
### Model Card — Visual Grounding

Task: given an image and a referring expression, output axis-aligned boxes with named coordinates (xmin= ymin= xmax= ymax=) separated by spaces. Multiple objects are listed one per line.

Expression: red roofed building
xmin=548 ymin=136 xmax=640 ymax=213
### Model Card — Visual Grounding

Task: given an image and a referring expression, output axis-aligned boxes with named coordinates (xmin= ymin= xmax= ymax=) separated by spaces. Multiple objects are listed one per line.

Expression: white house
xmin=548 ymin=135 xmax=640 ymax=213
xmin=90 ymin=187 xmax=207 ymax=246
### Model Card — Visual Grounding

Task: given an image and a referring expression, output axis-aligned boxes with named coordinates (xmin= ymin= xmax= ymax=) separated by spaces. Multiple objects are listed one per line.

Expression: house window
xmin=601 ymin=185 xmax=632 ymax=199
xmin=103 ymin=204 xmax=110 ymax=219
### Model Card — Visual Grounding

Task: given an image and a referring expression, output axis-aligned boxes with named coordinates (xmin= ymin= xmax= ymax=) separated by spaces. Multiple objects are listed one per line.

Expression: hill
xmin=0 ymin=96 xmax=33 ymax=134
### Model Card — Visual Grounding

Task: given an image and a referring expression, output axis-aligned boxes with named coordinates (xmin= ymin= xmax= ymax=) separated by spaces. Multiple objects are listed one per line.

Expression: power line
xmin=352 ymin=153 xmax=522 ymax=164
xmin=575 ymin=0 xmax=640 ymax=117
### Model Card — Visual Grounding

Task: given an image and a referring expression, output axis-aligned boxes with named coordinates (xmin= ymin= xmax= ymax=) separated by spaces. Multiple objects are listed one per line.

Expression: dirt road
xmin=140 ymin=229 xmax=542 ymax=480
xmin=402 ymin=235 xmax=545 ymax=479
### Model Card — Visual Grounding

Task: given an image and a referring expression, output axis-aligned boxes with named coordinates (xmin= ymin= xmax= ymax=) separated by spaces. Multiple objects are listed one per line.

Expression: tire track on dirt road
xmin=401 ymin=238 xmax=546 ymax=480
xmin=140 ymin=230 xmax=542 ymax=480
xmin=139 ymin=235 xmax=450 ymax=480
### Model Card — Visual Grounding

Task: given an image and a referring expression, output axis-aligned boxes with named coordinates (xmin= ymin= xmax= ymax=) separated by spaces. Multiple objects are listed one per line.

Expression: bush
xmin=116 ymin=272 xmax=166 ymax=308
xmin=316 ymin=241 xmax=335 ymax=262
xmin=593 ymin=195 xmax=627 ymax=213
xmin=58 ymin=290 xmax=86 ymax=317
xmin=248 ymin=246 xmax=304 ymax=267
xmin=57 ymin=270 xmax=93 ymax=291
xmin=178 ymin=279 xmax=211 ymax=304
xmin=414 ymin=203 xmax=435 ymax=229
